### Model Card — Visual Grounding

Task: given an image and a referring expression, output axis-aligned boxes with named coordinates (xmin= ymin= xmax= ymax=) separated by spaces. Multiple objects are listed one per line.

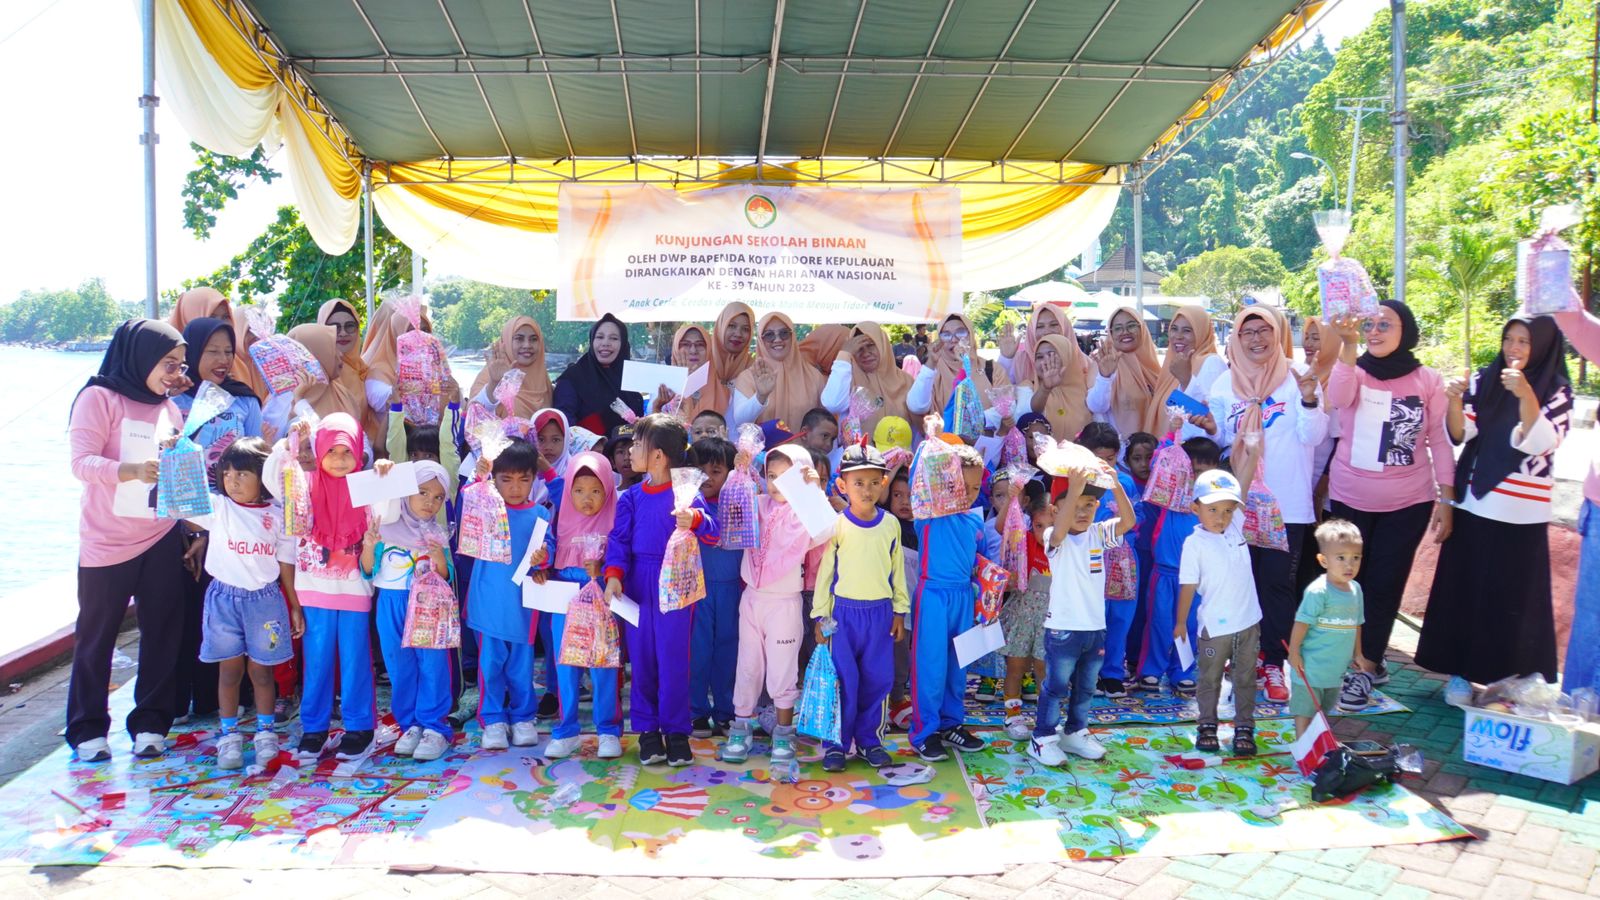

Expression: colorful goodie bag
xmin=1104 ymin=540 xmax=1138 ymax=600
xmin=560 ymin=535 xmax=621 ymax=668
xmin=839 ymin=386 xmax=877 ymax=448
xmin=1518 ymin=205 xmax=1583 ymax=315
xmin=157 ymin=382 xmax=231 ymax=519
xmin=1239 ymin=432 xmax=1288 ymax=550
xmin=1314 ymin=210 xmax=1380 ymax=321
xmin=244 ymin=307 xmax=327 ymax=396
xmin=910 ymin=414 xmax=969 ymax=519
xmin=280 ymin=427 xmax=314 ymax=537
xmin=403 ymin=555 xmax=461 ymax=650
xmin=797 ymin=620 xmax=842 ymax=744
xmin=945 ymin=360 xmax=984 ymax=443
xmin=394 ymin=295 xmax=450 ymax=425
xmin=999 ymin=462 xmax=1035 ymax=584
xmin=659 ymin=467 xmax=709 ymax=612
xmin=974 ymin=554 xmax=1008 ymax=622
xmin=718 ymin=423 xmax=763 ymax=550
xmin=1142 ymin=412 xmax=1195 ymax=512
xmin=458 ymin=419 xmax=513 ymax=562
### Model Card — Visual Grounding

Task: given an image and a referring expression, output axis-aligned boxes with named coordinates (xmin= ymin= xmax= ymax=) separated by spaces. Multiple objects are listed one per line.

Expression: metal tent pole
xmin=412 ymin=254 xmax=424 ymax=295
xmin=140 ymin=0 xmax=159 ymax=317
xmin=1132 ymin=165 xmax=1145 ymax=321
xmin=363 ymin=163 xmax=375 ymax=320
xmin=1391 ymin=0 xmax=1408 ymax=304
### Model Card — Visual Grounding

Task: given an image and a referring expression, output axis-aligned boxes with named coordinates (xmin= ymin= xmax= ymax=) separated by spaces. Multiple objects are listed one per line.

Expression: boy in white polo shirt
xmin=1027 ymin=460 xmax=1136 ymax=767
xmin=1174 ymin=441 xmax=1263 ymax=758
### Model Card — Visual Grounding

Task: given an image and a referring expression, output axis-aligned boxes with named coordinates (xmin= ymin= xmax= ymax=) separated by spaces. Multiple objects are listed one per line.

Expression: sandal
xmin=1195 ymin=723 xmax=1219 ymax=753
xmin=1232 ymin=726 xmax=1257 ymax=757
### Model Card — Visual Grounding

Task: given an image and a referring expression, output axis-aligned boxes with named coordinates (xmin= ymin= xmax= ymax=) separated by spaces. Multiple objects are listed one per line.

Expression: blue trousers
xmin=828 ymin=597 xmax=894 ymax=753
xmin=374 ymin=588 xmax=453 ymax=738
xmin=624 ymin=562 xmax=694 ymax=736
xmin=535 ymin=612 xmax=557 ymax=696
xmin=1565 ymin=501 xmax=1600 ymax=694
xmin=1138 ymin=565 xmax=1199 ymax=683
xmin=549 ymin=612 xmax=623 ymax=739
xmin=1034 ymin=628 xmax=1106 ymax=737
xmin=690 ymin=578 xmax=740 ymax=723
xmin=301 ymin=606 xmax=375 ymax=732
xmin=910 ymin=581 xmax=973 ymax=748
xmin=1101 ymin=598 xmax=1138 ymax=681
xmin=476 ymin=632 xmax=537 ymax=726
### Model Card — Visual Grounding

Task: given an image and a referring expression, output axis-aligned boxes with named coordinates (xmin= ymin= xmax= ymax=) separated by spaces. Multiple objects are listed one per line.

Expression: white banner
xmin=557 ymin=184 xmax=962 ymax=324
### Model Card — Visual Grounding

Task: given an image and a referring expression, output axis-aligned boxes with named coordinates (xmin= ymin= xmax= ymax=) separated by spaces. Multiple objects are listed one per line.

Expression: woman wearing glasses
xmin=731 ymin=311 xmax=827 ymax=430
xmin=66 ymin=319 xmax=195 ymax=762
xmin=554 ymin=313 xmax=645 ymax=435
xmin=1088 ymin=305 xmax=1163 ymax=438
xmin=1208 ymin=307 xmax=1328 ymax=704
xmin=1321 ymin=301 xmax=1455 ymax=706
xmin=906 ymin=313 xmax=1011 ymax=429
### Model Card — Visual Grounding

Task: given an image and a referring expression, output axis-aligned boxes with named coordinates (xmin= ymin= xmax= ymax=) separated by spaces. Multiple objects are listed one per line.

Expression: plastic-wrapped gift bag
xmin=1518 ymin=205 xmax=1583 ymax=315
xmin=157 ymin=436 xmax=212 ymax=519
xmin=659 ymin=467 xmax=709 ymax=612
xmin=719 ymin=423 xmax=764 ymax=549
xmin=243 ymin=308 xmax=327 ymax=395
xmin=974 ymin=555 xmax=1007 ymax=621
xmin=797 ymin=632 xmax=842 ymax=744
xmin=403 ymin=557 xmax=461 ymax=649
xmin=280 ymin=430 xmax=314 ymax=536
xmin=560 ymin=580 xmax=622 ymax=668
xmin=394 ymin=296 xmax=450 ymax=425
xmin=1104 ymin=541 xmax=1138 ymax=600
xmin=1317 ymin=257 xmax=1380 ymax=321
xmin=610 ymin=398 xmax=639 ymax=425
xmin=458 ymin=479 xmax=512 ymax=562
xmin=493 ymin=369 xmax=524 ymax=414
xmin=1143 ymin=440 xmax=1194 ymax=512
xmin=840 ymin=387 xmax=876 ymax=447
xmin=910 ymin=415 xmax=969 ymax=519
xmin=1240 ymin=434 xmax=1288 ymax=550
xmin=945 ymin=364 xmax=984 ymax=443
xmin=999 ymin=463 xmax=1036 ymax=583
xmin=999 ymin=426 xmax=1027 ymax=468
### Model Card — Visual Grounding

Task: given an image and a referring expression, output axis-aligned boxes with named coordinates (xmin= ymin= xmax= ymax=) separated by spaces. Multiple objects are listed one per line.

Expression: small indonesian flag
xmin=1292 ymin=711 xmax=1338 ymax=776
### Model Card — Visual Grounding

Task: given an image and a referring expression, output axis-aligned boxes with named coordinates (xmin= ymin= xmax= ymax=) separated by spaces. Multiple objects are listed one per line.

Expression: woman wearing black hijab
xmin=553 ymin=313 xmax=644 ymax=435
xmin=67 ymin=318 xmax=192 ymax=762
xmin=1418 ymin=314 xmax=1573 ymax=701
xmin=1322 ymin=300 xmax=1456 ymax=702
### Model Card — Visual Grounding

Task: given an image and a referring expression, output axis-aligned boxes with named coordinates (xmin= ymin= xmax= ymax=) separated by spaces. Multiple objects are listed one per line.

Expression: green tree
xmin=0 ymin=279 xmax=121 ymax=342
xmin=1160 ymin=246 xmax=1289 ymax=315
xmin=1414 ymin=225 xmax=1516 ymax=369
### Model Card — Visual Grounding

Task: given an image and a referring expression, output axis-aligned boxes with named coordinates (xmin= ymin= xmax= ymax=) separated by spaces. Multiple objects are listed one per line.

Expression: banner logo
xmin=744 ymin=194 xmax=777 ymax=229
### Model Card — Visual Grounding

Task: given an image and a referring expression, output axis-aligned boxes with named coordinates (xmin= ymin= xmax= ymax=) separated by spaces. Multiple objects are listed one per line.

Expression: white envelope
xmin=521 ymin=578 xmax=580 ymax=613
xmin=113 ymin=418 xmax=159 ymax=519
xmin=682 ymin=362 xmax=710 ymax=398
xmin=346 ymin=461 xmax=421 ymax=508
xmin=510 ymin=518 xmax=550 ymax=586
xmin=773 ymin=464 xmax=838 ymax=539
xmin=622 ymin=360 xmax=689 ymax=397
xmin=974 ymin=436 xmax=1003 ymax=467
xmin=1175 ymin=634 xmax=1196 ymax=670
xmin=954 ymin=621 xmax=1006 ymax=668
xmin=610 ymin=593 xmax=641 ymax=627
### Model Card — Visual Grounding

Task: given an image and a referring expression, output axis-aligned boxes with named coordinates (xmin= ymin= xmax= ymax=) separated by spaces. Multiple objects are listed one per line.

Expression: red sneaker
xmin=1263 ymin=665 xmax=1289 ymax=703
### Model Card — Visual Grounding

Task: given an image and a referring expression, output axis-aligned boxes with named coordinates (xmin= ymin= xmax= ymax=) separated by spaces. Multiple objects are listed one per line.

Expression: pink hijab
xmin=554 ymin=450 xmax=618 ymax=569
xmin=310 ymin=412 xmax=367 ymax=552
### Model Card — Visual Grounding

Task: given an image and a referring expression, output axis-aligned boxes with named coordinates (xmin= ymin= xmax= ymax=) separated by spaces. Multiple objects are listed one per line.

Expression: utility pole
xmin=1333 ymin=99 xmax=1384 ymax=217
xmin=1391 ymin=0 xmax=1409 ymax=305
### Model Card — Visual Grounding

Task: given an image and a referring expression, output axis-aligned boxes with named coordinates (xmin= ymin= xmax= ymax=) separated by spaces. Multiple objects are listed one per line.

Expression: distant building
xmin=1078 ymin=243 xmax=1163 ymax=297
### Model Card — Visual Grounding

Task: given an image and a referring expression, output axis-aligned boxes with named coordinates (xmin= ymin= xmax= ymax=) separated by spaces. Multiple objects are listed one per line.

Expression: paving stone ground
xmin=0 ymin=627 xmax=1596 ymax=898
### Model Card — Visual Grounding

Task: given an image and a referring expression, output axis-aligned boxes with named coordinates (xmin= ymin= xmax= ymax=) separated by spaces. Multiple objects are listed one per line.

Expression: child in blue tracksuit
xmin=1121 ymin=431 xmax=1159 ymax=684
xmin=372 ymin=460 xmax=456 ymax=763
xmin=604 ymin=414 xmax=719 ymax=768
xmin=1137 ymin=434 xmax=1221 ymax=695
xmin=910 ymin=439 xmax=988 ymax=762
xmin=1077 ymin=423 xmax=1144 ymax=697
xmin=689 ymin=437 xmax=742 ymax=737
xmin=540 ymin=450 xmax=624 ymax=760
xmin=466 ymin=439 xmax=556 ymax=750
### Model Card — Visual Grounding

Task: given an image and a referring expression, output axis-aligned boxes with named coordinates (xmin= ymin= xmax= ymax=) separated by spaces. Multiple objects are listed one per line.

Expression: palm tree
xmin=1414 ymin=226 xmax=1515 ymax=369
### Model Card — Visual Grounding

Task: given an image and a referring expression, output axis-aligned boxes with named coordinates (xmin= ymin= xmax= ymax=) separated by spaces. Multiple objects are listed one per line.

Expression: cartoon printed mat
xmin=960 ymin=672 xmax=1407 ymax=727
xmin=404 ymin=735 xmax=1009 ymax=878
xmin=961 ymin=718 xmax=1471 ymax=861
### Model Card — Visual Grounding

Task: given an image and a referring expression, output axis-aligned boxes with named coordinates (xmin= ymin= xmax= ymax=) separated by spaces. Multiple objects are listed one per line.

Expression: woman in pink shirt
xmin=66 ymin=319 xmax=191 ymax=763
xmin=1323 ymin=301 xmax=1455 ymax=702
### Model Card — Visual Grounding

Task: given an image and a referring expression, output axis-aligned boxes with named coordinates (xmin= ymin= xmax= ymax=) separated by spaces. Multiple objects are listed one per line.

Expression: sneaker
xmin=1370 ymin=659 xmax=1391 ymax=686
xmin=597 ymin=734 xmax=623 ymax=759
xmin=665 ymin=732 xmax=693 ymax=767
xmin=537 ymin=692 xmax=559 ymax=721
xmin=1137 ymin=675 xmax=1162 ymax=693
xmin=544 ymin=735 xmax=583 ymax=758
xmin=336 ymin=730 xmax=374 ymax=760
xmin=253 ymin=729 xmax=280 ymax=764
xmin=975 ymin=677 xmax=999 ymax=701
xmin=1175 ymin=679 xmax=1197 ymax=698
xmin=1263 ymin=665 xmax=1289 ymax=703
xmin=914 ymin=734 xmax=949 ymax=762
xmin=942 ymin=726 xmax=985 ymax=753
xmin=637 ymin=731 xmax=666 ymax=765
xmin=395 ymin=726 xmax=425 ymax=757
xmin=132 ymin=732 xmax=166 ymax=758
xmin=216 ymin=733 xmax=246 ymax=770
xmin=1021 ymin=673 xmax=1040 ymax=702
xmin=1004 ymin=713 xmax=1034 ymax=741
xmin=511 ymin=720 xmax=540 ymax=747
xmin=298 ymin=731 xmax=329 ymax=756
xmin=413 ymin=730 xmax=449 ymax=762
xmin=481 ymin=723 xmax=510 ymax=751
xmin=1338 ymin=671 xmax=1375 ymax=713
xmin=712 ymin=720 xmax=731 ymax=738
xmin=1027 ymin=734 xmax=1067 ymax=767
xmin=822 ymin=748 xmax=848 ymax=771
xmin=1444 ymin=675 xmax=1474 ymax=708
xmin=1097 ymin=677 xmax=1127 ymax=699
xmin=691 ymin=716 xmax=714 ymax=739
xmin=861 ymin=745 xmax=893 ymax=768
xmin=74 ymin=738 xmax=111 ymax=763
xmin=770 ymin=725 xmax=797 ymax=764
xmin=1060 ymin=728 xmax=1106 ymax=761
xmin=720 ymin=720 xmax=752 ymax=763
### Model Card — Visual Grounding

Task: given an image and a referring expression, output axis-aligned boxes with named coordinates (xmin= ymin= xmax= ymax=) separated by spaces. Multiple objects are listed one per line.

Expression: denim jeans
xmin=1033 ymin=628 xmax=1106 ymax=738
xmin=1563 ymin=500 xmax=1600 ymax=694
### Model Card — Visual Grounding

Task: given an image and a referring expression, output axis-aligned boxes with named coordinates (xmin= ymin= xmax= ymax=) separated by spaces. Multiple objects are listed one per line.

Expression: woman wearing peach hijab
xmin=907 ymin=312 xmax=1010 ymax=417
xmin=819 ymin=322 xmax=915 ymax=436
xmin=1088 ymin=305 xmax=1162 ymax=437
xmin=469 ymin=315 xmax=555 ymax=419
xmin=662 ymin=323 xmax=714 ymax=419
xmin=315 ymin=299 xmax=382 ymax=443
xmin=286 ymin=323 xmax=364 ymax=422
xmin=227 ymin=305 xmax=270 ymax=402
xmin=997 ymin=302 xmax=1073 ymax=384
xmin=731 ymin=312 xmax=827 ymax=430
xmin=168 ymin=287 xmax=230 ymax=331
xmin=1142 ymin=304 xmax=1225 ymax=435
xmin=707 ymin=302 xmax=756 ymax=415
xmin=1026 ymin=334 xmax=1093 ymax=441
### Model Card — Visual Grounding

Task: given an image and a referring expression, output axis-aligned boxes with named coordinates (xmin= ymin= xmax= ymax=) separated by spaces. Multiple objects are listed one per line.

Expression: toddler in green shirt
xmin=1288 ymin=519 xmax=1366 ymax=737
